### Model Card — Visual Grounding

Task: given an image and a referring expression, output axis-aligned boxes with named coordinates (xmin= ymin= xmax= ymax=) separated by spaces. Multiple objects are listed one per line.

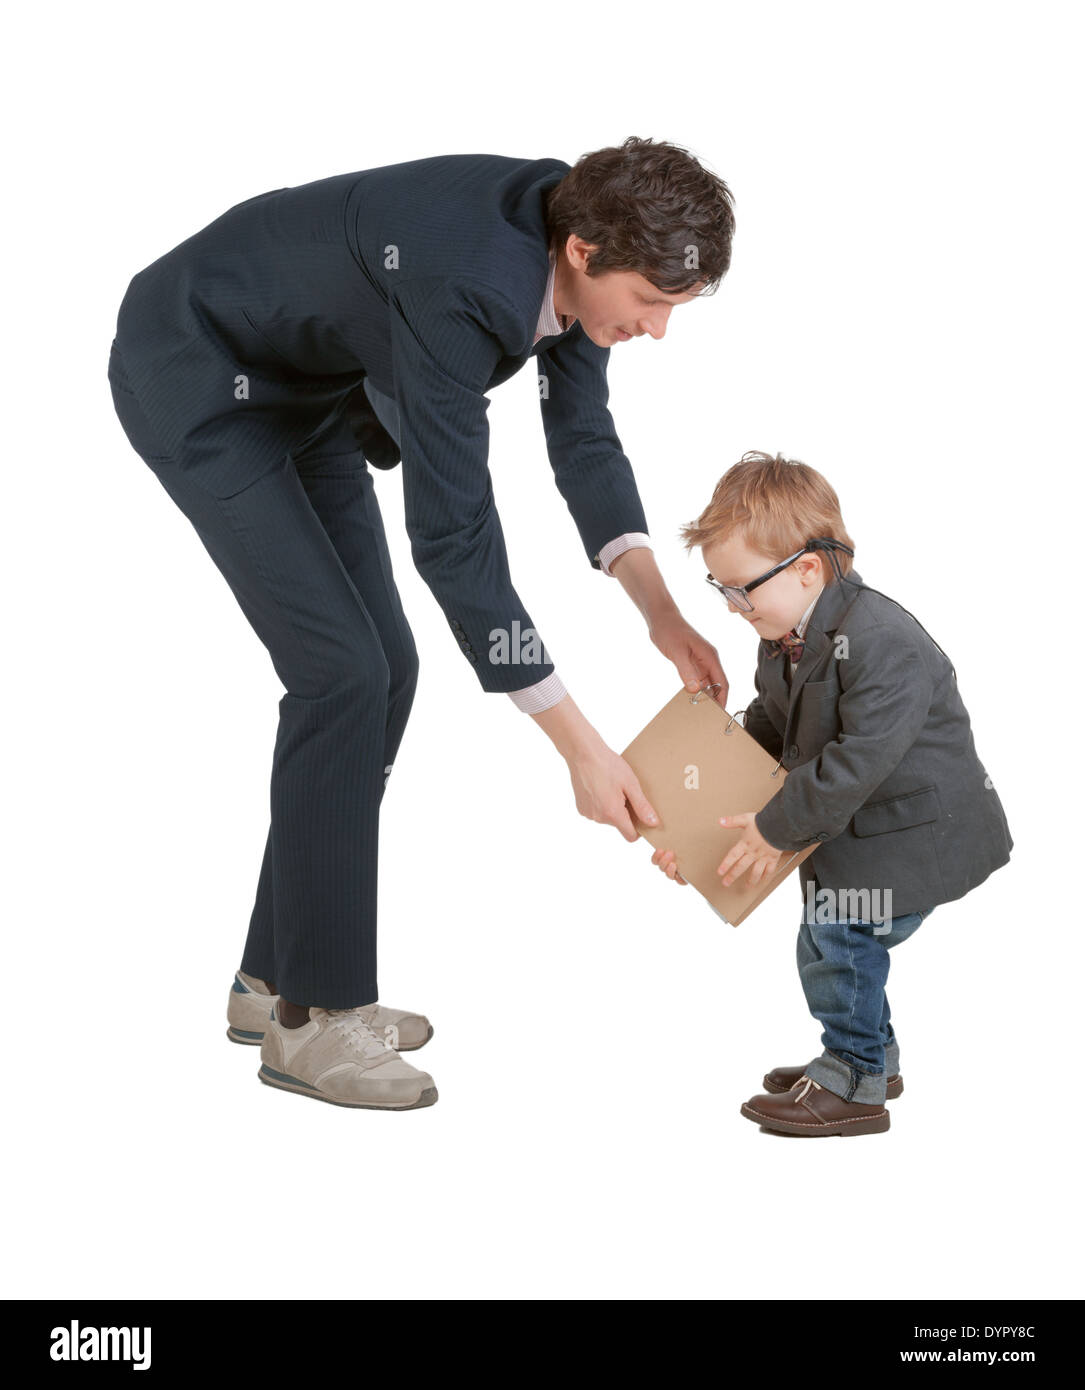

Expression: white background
xmin=5 ymin=0 xmax=1081 ymax=1300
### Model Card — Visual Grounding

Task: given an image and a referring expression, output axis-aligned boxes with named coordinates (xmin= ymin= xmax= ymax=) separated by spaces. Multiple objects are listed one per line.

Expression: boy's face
xmin=701 ymin=534 xmax=826 ymax=640
xmin=554 ymin=235 xmax=703 ymax=348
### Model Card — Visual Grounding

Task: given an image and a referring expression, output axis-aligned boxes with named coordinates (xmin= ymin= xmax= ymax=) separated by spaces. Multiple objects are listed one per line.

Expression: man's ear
xmin=564 ymin=234 xmax=599 ymax=272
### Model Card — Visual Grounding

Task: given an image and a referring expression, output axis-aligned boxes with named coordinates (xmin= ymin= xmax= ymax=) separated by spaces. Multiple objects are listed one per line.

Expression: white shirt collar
xmin=795 ymin=589 xmax=823 ymax=639
xmin=533 ymin=251 xmax=565 ymax=342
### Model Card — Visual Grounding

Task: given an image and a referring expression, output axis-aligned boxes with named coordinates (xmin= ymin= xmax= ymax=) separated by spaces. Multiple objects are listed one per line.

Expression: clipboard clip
xmin=689 ymin=685 xmax=748 ymax=737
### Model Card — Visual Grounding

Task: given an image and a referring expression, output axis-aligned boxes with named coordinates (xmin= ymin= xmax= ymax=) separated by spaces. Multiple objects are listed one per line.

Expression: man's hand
xmin=566 ymin=741 xmax=659 ymax=843
xmin=649 ymin=611 xmax=729 ymax=706
xmin=607 ymin=549 xmax=728 ymax=706
xmin=717 ymin=812 xmax=783 ymax=887
xmin=529 ymin=693 xmax=658 ymax=842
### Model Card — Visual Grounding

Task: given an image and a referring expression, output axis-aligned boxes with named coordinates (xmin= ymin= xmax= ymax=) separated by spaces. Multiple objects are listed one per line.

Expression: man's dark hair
xmin=545 ymin=136 xmax=735 ymax=295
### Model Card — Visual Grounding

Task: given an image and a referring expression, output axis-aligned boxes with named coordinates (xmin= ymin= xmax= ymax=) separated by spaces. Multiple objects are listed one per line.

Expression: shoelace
xmin=792 ymin=1076 xmax=822 ymax=1104
xmin=356 ymin=1004 xmax=399 ymax=1050
xmin=316 ymin=1008 xmax=394 ymax=1061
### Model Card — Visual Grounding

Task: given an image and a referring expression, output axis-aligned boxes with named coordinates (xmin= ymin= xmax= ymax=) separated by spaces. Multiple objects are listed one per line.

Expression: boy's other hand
xmin=717 ymin=813 xmax=783 ymax=886
xmin=651 ymin=846 xmax=688 ymax=885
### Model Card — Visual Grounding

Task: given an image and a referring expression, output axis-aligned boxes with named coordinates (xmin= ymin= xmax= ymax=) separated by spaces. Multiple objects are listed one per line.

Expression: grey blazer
xmin=746 ymin=569 xmax=1013 ymax=916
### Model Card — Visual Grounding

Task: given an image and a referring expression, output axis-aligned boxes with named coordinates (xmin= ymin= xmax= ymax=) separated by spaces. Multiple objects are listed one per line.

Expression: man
xmin=107 ymin=137 xmax=736 ymax=1111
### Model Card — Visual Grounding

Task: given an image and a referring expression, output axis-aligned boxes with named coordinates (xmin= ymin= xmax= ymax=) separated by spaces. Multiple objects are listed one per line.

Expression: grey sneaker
xmin=226 ymin=970 xmax=434 ymax=1050
xmin=226 ymin=971 xmax=276 ymax=1045
xmin=258 ymin=1000 xmax=438 ymax=1110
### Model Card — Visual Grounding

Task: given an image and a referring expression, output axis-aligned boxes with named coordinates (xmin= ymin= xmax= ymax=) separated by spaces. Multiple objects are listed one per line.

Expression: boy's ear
xmin=797 ymin=554 xmax=825 ymax=582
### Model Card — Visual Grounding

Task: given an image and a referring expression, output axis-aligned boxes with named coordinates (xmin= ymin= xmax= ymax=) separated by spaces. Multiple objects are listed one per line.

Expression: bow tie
xmin=763 ymin=628 xmax=806 ymax=662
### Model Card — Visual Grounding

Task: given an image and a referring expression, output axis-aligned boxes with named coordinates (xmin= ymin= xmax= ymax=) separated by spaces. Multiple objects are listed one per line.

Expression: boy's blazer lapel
xmin=761 ymin=572 xmax=866 ymax=753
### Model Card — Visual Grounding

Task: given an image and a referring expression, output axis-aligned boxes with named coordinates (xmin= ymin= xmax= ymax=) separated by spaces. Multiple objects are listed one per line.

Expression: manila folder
xmin=621 ymin=687 xmax=818 ymax=926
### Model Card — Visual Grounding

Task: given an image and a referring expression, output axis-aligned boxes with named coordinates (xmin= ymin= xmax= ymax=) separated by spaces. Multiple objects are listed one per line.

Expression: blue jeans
xmin=797 ymin=904 xmax=936 ymax=1104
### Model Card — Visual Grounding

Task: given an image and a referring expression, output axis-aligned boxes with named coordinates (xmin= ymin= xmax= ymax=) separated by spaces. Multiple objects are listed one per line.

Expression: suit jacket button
xmin=789 ymin=744 xmax=800 ymax=758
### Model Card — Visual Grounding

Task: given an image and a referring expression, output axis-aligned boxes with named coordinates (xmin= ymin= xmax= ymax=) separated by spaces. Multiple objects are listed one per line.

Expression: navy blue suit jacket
xmin=112 ymin=154 xmax=649 ymax=693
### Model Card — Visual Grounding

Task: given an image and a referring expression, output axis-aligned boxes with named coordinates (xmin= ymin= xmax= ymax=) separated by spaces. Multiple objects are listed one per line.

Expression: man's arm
xmin=386 ymin=278 xmax=660 ymax=837
xmin=606 ymin=545 xmax=679 ymax=629
xmin=506 ymin=671 xmax=568 ymax=714
xmin=389 ymin=275 xmax=559 ymax=695
xmin=537 ymin=325 xmax=649 ymax=567
xmin=597 ymin=532 xmax=653 ymax=575
xmin=506 ymin=324 xmax=650 ymax=713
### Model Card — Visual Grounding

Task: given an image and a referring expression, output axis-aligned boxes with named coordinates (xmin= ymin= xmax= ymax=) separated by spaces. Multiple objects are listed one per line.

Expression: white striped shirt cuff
xmin=597 ymin=532 xmax=653 ymax=576
xmin=506 ymin=672 xmax=569 ymax=714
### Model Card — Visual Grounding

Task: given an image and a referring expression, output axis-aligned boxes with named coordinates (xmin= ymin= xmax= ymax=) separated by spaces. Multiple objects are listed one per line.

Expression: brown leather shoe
xmin=763 ymin=1065 xmax=903 ymax=1100
xmin=741 ymin=1074 xmax=890 ymax=1136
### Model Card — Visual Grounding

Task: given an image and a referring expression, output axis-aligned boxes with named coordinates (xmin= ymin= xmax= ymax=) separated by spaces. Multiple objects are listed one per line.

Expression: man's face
xmin=701 ymin=534 xmax=826 ymax=641
xmin=555 ymin=235 xmax=703 ymax=347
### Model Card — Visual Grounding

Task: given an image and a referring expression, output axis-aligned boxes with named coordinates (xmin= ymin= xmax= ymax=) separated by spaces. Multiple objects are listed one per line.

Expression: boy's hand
xmin=717 ymin=813 xmax=783 ymax=887
xmin=651 ymin=846 xmax=688 ymax=885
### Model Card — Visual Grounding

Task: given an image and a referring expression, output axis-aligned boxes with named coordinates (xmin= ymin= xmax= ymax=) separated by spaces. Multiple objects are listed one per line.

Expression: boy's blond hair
xmin=679 ymin=451 xmax=856 ymax=584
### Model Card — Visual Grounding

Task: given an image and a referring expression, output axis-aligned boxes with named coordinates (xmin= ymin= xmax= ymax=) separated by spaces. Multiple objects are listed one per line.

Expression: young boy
xmin=653 ymin=451 xmax=1012 ymax=1136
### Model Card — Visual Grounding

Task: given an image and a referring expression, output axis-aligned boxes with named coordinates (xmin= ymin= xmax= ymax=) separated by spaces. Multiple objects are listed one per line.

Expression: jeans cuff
xmin=885 ymin=1039 xmax=900 ymax=1076
xmin=805 ymin=1050 xmax=887 ymax=1105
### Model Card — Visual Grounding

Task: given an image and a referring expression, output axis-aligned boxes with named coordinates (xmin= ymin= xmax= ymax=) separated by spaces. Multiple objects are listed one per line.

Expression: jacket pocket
xmin=794 ymin=679 xmax=841 ymax=751
xmin=851 ymin=785 xmax=941 ymax=837
xmin=799 ymin=679 xmax=836 ymax=700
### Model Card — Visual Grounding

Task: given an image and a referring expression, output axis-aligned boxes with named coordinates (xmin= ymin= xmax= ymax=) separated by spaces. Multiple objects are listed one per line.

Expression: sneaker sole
xmin=226 ymin=1026 xmax=265 ymax=1046
xmin=258 ymin=1062 xmax=439 ymax=1110
xmin=228 ymin=1023 xmax=434 ymax=1050
xmin=740 ymin=1101 xmax=890 ymax=1136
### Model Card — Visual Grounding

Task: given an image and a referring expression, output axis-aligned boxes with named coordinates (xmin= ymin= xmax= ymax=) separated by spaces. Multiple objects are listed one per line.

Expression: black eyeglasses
xmin=705 ymin=538 xmax=854 ymax=612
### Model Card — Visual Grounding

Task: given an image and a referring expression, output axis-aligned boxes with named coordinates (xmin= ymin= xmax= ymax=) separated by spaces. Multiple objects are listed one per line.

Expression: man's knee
xmin=284 ymin=650 xmax=392 ymax=710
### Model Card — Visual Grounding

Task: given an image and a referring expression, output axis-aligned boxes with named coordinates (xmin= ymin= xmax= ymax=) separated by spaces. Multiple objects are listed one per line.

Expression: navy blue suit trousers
xmin=109 ymin=339 xmax=417 ymax=1007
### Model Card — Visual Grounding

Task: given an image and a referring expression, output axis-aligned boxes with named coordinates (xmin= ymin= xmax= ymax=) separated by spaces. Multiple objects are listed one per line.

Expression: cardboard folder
xmin=621 ymin=687 xmax=818 ymax=925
